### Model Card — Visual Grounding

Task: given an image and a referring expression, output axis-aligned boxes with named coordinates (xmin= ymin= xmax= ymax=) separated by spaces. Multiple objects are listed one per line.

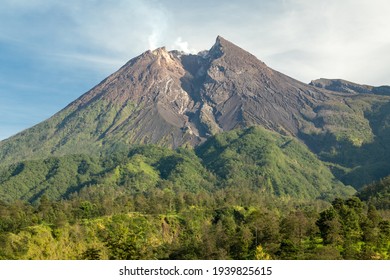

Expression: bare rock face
xmin=63 ymin=46 xmax=203 ymax=148
xmin=198 ymin=37 xmax=322 ymax=135
xmin=1 ymin=36 xmax=389 ymax=164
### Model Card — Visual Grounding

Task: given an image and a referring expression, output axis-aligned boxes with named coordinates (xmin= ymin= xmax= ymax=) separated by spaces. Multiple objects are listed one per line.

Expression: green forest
xmin=0 ymin=127 xmax=389 ymax=259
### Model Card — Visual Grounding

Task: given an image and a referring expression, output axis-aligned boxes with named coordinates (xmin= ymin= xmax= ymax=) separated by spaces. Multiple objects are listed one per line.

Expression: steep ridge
xmin=199 ymin=36 xmax=329 ymax=135
xmin=56 ymin=46 xmax=204 ymax=146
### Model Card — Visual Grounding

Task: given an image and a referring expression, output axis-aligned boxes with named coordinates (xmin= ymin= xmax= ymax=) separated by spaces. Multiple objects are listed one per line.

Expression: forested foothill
xmin=1 ymin=127 xmax=389 ymax=260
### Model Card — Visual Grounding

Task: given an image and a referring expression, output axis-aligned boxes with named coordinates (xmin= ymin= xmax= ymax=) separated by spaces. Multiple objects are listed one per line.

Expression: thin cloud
xmin=262 ymin=0 xmax=390 ymax=84
xmin=0 ymin=0 xmax=170 ymax=72
xmin=48 ymin=52 xmax=125 ymax=72
xmin=1 ymin=0 xmax=389 ymax=85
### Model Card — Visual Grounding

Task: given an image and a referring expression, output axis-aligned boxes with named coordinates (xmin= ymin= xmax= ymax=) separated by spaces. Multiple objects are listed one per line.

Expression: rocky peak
xmin=151 ymin=47 xmax=177 ymax=66
xmin=207 ymin=36 xmax=225 ymax=59
xmin=209 ymin=36 xmax=265 ymax=64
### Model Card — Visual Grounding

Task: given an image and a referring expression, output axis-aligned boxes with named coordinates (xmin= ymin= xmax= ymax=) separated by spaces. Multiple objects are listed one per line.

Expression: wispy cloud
xmin=48 ymin=52 xmax=125 ymax=73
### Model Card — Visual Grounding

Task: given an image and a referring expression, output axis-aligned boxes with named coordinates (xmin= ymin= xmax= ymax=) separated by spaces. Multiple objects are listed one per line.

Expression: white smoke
xmin=148 ymin=32 xmax=159 ymax=50
xmin=172 ymin=37 xmax=197 ymax=54
xmin=145 ymin=3 xmax=169 ymax=51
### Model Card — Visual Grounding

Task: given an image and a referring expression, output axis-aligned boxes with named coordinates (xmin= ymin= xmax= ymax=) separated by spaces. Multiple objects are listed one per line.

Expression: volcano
xmin=0 ymin=36 xmax=389 ymax=168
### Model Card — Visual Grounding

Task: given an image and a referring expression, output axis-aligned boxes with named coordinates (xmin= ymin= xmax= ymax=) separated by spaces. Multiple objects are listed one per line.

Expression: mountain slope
xmin=196 ymin=126 xmax=355 ymax=200
xmin=0 ymin=47 xmax=204 ymax=164
xmin=199 ymin=37 xmax=330 ymax=135
xmin=305 ymin=80 xmax=390 ymax=188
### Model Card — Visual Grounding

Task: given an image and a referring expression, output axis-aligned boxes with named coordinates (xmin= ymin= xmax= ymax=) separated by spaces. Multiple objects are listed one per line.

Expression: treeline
xmin=358 ymin=175 xmax=390 ymax=210
xmin=0 ymin=184 xmax=389 ymax=260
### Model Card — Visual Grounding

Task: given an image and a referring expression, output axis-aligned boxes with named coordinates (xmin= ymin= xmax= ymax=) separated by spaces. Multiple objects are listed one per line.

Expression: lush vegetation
xmin=358 ymin=176 xmax=390 ymax=210
xmin=196 ymin=127 xmax=354 ymax=200
xmin=0 ymin=127 xmax=353 ymax=204
xmin=0 ymin=187 xmax=388 ymax=260
xmin=0 ymin=127 xmax=388 ymax=259
xmin=0 ymin=100 xmax=137 ymax=165
xmin=302 ymin=97 xmax=390 ymax=188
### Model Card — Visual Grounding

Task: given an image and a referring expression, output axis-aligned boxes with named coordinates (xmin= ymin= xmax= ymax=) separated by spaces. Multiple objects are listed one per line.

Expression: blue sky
xmin=1 ymin=0 xmax=390 ymax=140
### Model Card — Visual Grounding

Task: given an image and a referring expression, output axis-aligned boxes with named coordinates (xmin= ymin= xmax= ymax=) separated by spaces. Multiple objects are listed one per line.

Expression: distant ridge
xmin=310 ymin=78 xmax=390 ymax=95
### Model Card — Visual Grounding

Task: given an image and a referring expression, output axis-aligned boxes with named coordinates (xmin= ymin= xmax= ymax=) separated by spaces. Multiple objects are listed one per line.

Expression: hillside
xmin=196 ymin=127 xmax=354 ymax=200
xmin=0 ymin=126 xmax=354 ymax=203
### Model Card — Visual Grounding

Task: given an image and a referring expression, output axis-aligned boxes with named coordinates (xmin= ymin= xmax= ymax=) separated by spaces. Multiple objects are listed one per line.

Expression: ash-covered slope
xmin=0 ymin=45 xmax=204 ymax=164
xmin=197 ymin=36 xmax=328 ymax=135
